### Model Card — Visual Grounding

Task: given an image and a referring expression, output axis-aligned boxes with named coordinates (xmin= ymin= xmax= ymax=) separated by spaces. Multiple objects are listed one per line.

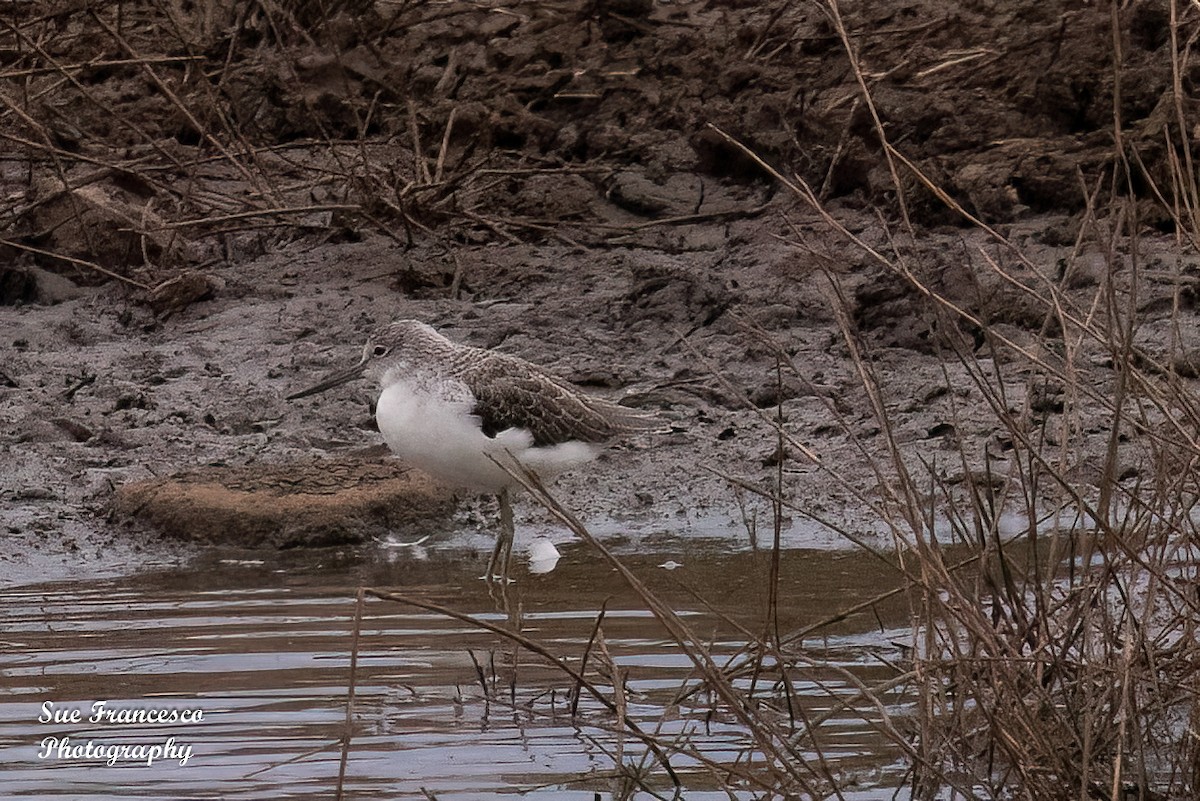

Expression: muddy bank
xmin=5 ymin=220 xmax=828 ymax=579
xmin=6 ymin=195 xmax=1200 ymax=586
xmin=4 ymin=1 xmax=1200 ymax=585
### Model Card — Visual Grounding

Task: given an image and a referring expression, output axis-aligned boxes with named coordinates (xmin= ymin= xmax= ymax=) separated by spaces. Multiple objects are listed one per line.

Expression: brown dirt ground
xmin=3 ymin=1 xmax=1199 ymax=583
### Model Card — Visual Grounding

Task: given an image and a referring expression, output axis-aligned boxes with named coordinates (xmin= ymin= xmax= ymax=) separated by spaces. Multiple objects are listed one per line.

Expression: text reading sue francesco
xmin=37 ymin=700 xmax=202 ymax=767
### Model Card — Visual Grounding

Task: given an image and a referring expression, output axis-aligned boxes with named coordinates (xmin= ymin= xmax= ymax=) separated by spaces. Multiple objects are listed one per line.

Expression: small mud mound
xmin=112 ymin=458 xmax=457 ymax=548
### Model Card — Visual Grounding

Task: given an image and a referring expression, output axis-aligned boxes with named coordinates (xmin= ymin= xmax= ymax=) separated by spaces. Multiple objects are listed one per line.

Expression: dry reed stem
xmin=494 ymin=461 xmax=829 ymax=796
xmin=0 ymin=236 xmax=151 ymax=289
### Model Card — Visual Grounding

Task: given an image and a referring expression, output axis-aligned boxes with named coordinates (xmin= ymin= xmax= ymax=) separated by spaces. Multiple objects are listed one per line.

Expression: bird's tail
xmin=589 ymin=397 xmax=671 ymax=436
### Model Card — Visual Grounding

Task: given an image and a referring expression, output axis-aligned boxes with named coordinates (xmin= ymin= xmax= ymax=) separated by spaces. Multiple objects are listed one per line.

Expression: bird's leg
xmin=486 ymin=488 xmax=515 ymax=583
xmin=498 ymin=488 xmax=514 ymax=578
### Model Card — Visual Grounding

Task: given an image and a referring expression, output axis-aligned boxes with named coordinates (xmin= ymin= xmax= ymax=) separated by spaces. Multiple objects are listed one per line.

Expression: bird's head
xmin=286 ymin=319 xmax=447 ymax=400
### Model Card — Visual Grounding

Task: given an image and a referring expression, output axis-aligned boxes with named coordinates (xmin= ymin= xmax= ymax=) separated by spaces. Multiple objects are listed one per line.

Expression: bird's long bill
xmin=286 ymin=359 xmax=367 ymax=400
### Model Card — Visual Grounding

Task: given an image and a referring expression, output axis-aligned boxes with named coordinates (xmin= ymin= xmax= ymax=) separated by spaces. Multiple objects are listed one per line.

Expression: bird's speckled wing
xmin=458 ymin=350 xmax=655 ymax=447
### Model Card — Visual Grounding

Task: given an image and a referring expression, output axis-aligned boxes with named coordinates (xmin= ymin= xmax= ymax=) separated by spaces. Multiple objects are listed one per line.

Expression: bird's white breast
xmin=375 ymin=376 xmax=600 ymax=492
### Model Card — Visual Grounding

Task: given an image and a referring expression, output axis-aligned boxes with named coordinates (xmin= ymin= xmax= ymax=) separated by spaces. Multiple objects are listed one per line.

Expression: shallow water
xmin=0 ymin=536 xmax=917 ymax=799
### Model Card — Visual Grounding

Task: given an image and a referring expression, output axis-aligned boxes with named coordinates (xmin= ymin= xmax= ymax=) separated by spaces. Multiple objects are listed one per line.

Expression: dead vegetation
xmin=1 ymin=0 xmax=1191 ymax=304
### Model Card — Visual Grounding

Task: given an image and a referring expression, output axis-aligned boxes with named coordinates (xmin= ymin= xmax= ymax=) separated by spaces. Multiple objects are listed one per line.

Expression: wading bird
xmin=288 ymin=319 xmax=656 ymax=579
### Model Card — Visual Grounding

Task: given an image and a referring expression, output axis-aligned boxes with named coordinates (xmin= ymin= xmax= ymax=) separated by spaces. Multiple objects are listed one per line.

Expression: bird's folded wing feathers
xmin=463 ymin=356 xmax=660 ymax=447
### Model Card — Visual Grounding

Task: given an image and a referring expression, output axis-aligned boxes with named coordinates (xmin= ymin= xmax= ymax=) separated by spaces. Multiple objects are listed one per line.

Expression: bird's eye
xmin=372 ymin=345 xmax=390 ymax=357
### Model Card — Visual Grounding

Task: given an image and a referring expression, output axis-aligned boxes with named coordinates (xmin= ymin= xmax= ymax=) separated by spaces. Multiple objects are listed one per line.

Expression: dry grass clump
xmin=0 ymin=0 xmax=589 ymax=292
xmin=699 ymin=5 xmax=1200 ymax=797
